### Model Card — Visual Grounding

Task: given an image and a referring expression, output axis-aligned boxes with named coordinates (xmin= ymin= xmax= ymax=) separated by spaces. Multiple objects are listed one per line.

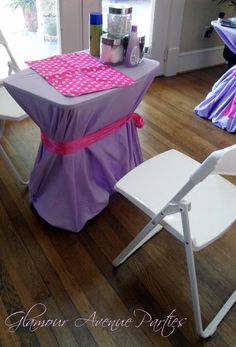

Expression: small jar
xmin=107 ymin=5 xmax=132 ymax=37
xmin=100 ymin=34 xmax=124 ymax=65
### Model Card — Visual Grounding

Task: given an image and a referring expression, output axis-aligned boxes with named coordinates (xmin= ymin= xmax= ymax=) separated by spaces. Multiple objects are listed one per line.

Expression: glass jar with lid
xmin=100 ymin=34 xmax=124 ymax=66
xmin=107 ymin=5 xmax=132 ymax=37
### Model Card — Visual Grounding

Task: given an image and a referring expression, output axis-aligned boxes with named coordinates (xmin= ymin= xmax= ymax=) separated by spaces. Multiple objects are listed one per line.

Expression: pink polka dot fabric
xmin=26 ymin=52 xmax=136 ymax=96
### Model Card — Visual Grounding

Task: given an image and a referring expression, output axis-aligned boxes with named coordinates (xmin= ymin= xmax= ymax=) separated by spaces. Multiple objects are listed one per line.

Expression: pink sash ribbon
xmin=224 ymin=70 xmax=236 ymax=118
xmin=224 ymin=94 xmax=236 ymax=118
xmin=41 ymin=113 xmax=144 ymax=155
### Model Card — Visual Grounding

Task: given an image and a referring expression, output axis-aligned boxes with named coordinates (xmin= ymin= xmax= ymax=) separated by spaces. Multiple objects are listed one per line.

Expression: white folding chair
xmin=113 ymin=145 xmax=236 ymax=338
xmin=0 ymin=29 xmax=29 ymax=185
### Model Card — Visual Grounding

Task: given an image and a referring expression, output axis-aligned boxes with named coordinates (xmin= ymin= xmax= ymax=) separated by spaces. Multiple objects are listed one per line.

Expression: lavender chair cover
xmin=4 ymin=58 xmax=159 ymax=232
xmin=194 ymin=65 xmax=236 ymax=132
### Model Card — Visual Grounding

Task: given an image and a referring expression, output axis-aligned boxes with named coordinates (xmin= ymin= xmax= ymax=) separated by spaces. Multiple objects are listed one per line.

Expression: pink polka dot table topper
xmin=26 ymin=52 xmax=136 ymax=96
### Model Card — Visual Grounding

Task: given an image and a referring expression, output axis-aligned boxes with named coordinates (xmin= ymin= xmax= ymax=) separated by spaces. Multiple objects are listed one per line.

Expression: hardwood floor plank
xmin=0 ymin=289 xmax=21 ymax=347
xmin=0 ymin=183 xmax=101 ymax=346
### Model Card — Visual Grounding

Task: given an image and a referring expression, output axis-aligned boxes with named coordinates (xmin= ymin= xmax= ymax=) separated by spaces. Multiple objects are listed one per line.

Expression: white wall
xmin=180 ymin=0 xmax=233 ymax=52
xmin=163 ymin=0 xmax=235 ymax=76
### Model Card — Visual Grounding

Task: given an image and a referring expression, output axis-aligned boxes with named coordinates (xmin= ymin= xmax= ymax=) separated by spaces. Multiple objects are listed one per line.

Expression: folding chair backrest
xmin=168 ymin=144 xmax=236 ymax=206
xmin=0 ymin=29 xmax=20 ymax=76
xmin=0 ymin=29 xmax=7 ymax=47
xmin=190 ymin=144 xmax=236 ymax=185
xmin=0 ymin=30 xmax=28 ymax=184
xmin=211 ymin=144 xmax=236 ymax=175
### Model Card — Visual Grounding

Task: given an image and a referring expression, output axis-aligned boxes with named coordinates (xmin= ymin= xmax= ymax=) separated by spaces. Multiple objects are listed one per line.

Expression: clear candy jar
xmin=107 ymin=5 xmax=132 ymax=37
xmin=100 ymin=34 xmax=124 ymax=66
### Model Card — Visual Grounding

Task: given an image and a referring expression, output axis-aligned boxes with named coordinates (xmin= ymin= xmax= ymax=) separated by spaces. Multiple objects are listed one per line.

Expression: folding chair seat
xmin=113 ymin=146 xmax=236 ymax=338
xmin=0 ymin=29 xmax=28 ymax=185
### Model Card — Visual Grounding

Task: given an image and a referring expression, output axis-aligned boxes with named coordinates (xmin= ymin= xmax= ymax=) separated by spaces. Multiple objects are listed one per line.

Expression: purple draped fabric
xmin=194 ymin=65 xmax=236 ymax=132
xmin=4 ymin=58 xmax=159 ymax=232
xmin=212 ymin=20 xmax=236 ymax=55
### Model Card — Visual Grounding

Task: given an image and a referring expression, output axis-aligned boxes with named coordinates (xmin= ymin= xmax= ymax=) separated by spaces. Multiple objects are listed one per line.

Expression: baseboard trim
xmin=177 ymin=46 xmax=225 ymax=74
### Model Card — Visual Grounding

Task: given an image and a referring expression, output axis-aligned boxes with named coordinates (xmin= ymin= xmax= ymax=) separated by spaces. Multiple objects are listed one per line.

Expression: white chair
xmin=0 ymin=29 xmax=29 ymax=185
xmin=113 ymin=145 xmax=236 ymax=338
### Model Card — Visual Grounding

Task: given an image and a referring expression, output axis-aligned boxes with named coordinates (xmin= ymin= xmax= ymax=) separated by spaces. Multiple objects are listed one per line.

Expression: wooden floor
xmin=1 ymin=65 xmax=236 ymax=347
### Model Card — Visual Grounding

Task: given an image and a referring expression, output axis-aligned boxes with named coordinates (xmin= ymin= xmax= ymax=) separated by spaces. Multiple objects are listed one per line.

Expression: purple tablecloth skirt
xmin=194 ymin=65 xmax=236 ymax=132
xmin=30 ymin=121 xmax=142 ymax=232
xmin=5 ymin=59 xmax=159 ymax=232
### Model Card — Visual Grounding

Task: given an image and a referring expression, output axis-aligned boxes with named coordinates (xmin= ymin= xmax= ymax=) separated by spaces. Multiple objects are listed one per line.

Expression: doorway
xmin=0 ymin=0 xmax=59 ymax=70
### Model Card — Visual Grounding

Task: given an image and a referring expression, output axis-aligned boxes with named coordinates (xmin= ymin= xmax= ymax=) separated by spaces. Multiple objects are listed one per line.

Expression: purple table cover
xmin=194 ymin=65 xmax=236 ymax=132
xmin=4 ymin=58 xmax=159 ymax=232
xmin=212 ymin=20 xmax=236 ymax=54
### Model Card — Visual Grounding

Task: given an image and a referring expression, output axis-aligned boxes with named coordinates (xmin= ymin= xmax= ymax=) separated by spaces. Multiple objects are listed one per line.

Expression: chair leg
xmin=112 ymin=220 xmax=163 ymax=267
xmin=0 ymin=120 xmax=29 ymax=185
xmin=180 ymin=202 xmax=236 ymax=338
xmin=0 ymin=119 xmax=5 ymax=138
xmin=0 ymin=144 xmax=29 ymax=185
